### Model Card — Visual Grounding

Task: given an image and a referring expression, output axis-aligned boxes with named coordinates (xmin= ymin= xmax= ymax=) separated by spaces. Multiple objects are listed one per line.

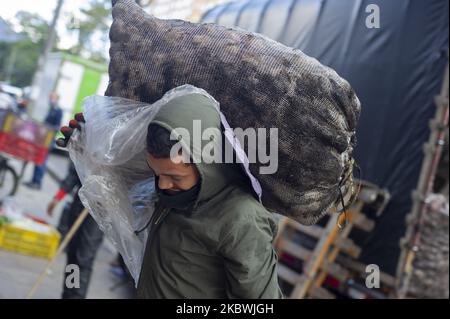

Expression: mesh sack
xmin=106 ymin=0 xmax=361 ymax=225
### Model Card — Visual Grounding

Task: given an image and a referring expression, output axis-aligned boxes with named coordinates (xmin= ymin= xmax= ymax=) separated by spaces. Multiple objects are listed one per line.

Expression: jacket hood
xmin=149 ymin=92 xmax=245 ymax=209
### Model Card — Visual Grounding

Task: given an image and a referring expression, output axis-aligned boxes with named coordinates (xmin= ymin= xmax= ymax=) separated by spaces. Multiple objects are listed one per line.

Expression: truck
xmin=29 ymin=53 xmax=109 ymax=138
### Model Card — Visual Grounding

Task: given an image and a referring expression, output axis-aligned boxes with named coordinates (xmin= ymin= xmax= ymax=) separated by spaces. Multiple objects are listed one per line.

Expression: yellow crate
xmin=0 ymin=223 xmax=61 ymax=259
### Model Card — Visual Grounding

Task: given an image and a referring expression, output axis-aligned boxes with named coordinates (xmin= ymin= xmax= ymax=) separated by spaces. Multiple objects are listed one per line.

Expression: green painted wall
xmin=73 ymin=68 xmax=102 ymax=115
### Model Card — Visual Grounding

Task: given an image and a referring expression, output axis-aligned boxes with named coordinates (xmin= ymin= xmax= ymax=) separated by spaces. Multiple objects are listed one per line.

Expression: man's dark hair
xmin=146 ymin=123 xmax=178 ymax=158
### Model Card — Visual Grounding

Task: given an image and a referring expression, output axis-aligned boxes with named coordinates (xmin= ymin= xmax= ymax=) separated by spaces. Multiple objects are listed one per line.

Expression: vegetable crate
xmin=0 ymin=223 xmax=61 ymax=259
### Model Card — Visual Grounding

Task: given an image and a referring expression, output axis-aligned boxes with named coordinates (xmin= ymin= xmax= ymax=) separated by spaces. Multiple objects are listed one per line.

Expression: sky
xmin=0 ymin=0 xmax=231 ymax=53
xmin=1 ymin=0 xmax=91 ymax=49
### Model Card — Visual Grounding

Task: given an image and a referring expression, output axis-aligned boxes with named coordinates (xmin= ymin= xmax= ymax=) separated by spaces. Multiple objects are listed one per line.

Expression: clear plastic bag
xmin=67 ymin=85 xmax=221 ymax=285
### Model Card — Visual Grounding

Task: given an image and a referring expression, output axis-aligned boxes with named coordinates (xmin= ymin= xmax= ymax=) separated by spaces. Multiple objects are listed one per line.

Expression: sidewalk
xmin=0 ymin=153 xmax=136 ymax=299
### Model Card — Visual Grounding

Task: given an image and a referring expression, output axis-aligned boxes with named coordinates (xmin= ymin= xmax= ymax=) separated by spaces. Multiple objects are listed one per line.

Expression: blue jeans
xmin=62 ymin=194 xmax=104 ymax=299
xmin=31 ymin=155 xmax=48 ymax=186
xmin=31 ymin=141 xmax=54 ymax=186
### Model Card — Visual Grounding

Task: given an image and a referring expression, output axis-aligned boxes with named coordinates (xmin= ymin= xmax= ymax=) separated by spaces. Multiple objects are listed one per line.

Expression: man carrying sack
xmin=58 ymin=92 xmax=283 ymax=298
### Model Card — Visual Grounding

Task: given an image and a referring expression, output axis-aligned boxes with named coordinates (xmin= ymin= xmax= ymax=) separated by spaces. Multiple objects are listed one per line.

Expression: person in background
xmin=16 ymin=97 xmax=30 ymax=115
xmin=23 ymin=92 xmax=63 ymax=190
xmin=47 ymin=162 xmax=104 ymax=299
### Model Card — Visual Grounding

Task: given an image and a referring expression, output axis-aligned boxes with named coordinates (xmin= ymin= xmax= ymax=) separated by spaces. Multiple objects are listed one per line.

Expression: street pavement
xmin=0 ymin=152 xmax=136 ymax=299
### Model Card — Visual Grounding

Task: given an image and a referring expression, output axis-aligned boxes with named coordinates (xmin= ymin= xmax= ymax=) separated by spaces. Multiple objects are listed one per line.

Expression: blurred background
xmin=0 ymin=0 xmax=448 ymax=299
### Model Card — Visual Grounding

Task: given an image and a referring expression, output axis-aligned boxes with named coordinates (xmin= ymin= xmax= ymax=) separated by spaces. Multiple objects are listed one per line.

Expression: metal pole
xmin=27 ymin=0 xmax=64 ymax=116
xmin=26 ymin=208 xmax=89 ymax=299
xmin=4 ymin=46 xmax=18 ymax=84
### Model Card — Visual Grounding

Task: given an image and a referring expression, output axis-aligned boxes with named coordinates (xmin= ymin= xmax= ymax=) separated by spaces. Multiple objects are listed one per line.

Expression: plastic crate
xmin=0 ymin=223 xmax=61 ymax=259
xmin=0 ymin=111 xmax=55 ymax=165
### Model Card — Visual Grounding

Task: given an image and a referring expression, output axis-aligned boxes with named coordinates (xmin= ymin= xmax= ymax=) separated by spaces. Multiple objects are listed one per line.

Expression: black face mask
xmin=155 ymin=176 xmax=201 ymax=211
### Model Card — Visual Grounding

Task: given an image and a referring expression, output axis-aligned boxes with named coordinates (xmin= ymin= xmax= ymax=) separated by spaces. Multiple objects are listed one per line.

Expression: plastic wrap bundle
xmin=67 ymin=95 xmax=160 ymax=285
xmin=106 ymin=0 xmax=361 ymax=225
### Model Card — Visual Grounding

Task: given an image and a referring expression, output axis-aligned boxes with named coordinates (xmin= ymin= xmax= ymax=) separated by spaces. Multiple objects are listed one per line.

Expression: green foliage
xmin=0 ymin=0 xmax=112 ymax=87
xmin=14 ymin=11 xmax=55 ymax=44
xmin=0 ymin=41 xmax=41 ymax=87
xmin=0 ymin=11 xmax=53 ymax=87
xmin=67 ymin=0 xmax=111 ymax=62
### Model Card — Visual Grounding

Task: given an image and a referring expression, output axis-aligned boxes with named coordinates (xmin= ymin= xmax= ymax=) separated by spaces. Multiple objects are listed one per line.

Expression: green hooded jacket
xmin=136 ymin=92 xmax=283 ymax=299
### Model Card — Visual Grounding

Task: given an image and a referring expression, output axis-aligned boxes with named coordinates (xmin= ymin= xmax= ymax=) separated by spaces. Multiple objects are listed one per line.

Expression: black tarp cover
xmin=201 ymin=0 xmax=449 ymax=275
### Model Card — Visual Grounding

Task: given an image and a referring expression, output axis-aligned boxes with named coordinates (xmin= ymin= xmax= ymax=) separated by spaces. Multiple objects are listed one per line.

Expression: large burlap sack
xmin=105 ymin=0 xmax=361 ymax=225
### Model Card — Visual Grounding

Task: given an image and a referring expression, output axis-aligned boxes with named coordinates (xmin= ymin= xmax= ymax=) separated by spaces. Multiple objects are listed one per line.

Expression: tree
xmin=67 ymin=0 xmax=111 ymax=62
xmin=0 ymin=11 xmax=57 ymax=87
xmin=15 ymin=11 xmax=56 ymax=45
xmin=66 ymin=0 xmax=156 ymax=62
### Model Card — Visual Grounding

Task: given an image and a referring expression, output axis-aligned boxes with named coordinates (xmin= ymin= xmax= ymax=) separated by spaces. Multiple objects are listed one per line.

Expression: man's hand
xmin=56 ymin=112 xmax=85 ymax=147
xmin=47 ymin=198 xmax=59 ymax=217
